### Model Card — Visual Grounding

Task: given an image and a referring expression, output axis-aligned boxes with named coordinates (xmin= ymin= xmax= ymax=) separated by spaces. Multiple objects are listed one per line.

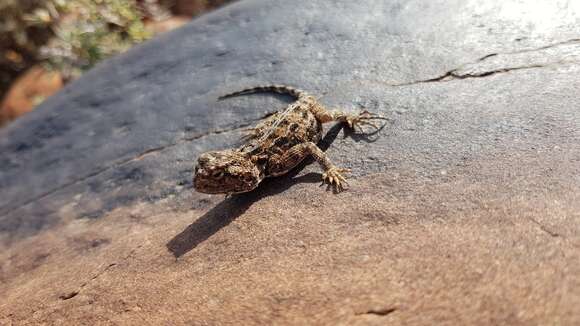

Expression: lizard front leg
xmin=267 ymin=142 xmax=350 ymax=191
xmin=309 ymin=102 xmax=386 ymax=132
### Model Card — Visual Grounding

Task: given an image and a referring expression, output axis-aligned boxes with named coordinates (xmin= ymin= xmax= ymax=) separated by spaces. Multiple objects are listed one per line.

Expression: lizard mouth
xmin=227 ymin=183 xmax=260 ymax=194
xmin=194 ymin=183 xmax=258 ymax=195
xmin=193 ymin=173 xmax=259 ymax=195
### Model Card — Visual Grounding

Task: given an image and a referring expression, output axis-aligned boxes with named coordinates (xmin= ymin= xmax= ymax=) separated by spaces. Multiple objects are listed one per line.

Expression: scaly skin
xmin=194 ymin=85 xmax=386 ymax=194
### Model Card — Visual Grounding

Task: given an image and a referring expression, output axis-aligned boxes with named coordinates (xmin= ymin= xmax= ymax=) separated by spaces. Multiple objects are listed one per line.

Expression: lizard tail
xmin=218 ymin=85 xmax=307 ymax=100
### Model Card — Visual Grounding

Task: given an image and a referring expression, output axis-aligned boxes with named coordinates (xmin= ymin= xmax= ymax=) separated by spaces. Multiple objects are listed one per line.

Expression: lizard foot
xmin=344 ymin=110 xmax=388 ymax=133
xmin=322 ymin=166 xmax=350 ymax=192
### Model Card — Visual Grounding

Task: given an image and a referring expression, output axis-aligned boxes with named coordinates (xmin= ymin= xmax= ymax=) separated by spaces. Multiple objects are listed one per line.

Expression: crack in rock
xmin=59 ymin=263 xmax=116 ymax=301
xmin=527 ymin=217 xmax=561 ymax=238
xmin=507 ymin=38 xmax=580 ymax=55
xmin=58 ymin=245 xmax=142 ymax=301
xmin=356 ymin=307 xmax=397 ymax=316
xmin=58 ymin=291 xmax=79 ymax=300
xmin=395 ymin=64 xmax=549 ymax=86
xmin=123 ymin=119 xmax=259 ymax=164
xmin=392 ymin=38 xmax=580 ymax=86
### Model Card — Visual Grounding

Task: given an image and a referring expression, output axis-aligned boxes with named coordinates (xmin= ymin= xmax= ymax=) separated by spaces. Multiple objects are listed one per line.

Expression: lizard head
xmin=193 ymin=149 xmax=263 ymax=194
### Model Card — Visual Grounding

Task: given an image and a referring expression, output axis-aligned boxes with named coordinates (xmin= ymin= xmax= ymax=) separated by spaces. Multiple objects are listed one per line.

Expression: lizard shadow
xmin=166 ymin=123 xmax=345 ymax=258
xmin=166 ymin=172 xmax=321 ymax=258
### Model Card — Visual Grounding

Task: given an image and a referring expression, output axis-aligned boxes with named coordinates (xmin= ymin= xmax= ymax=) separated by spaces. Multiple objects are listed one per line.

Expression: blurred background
xmin=0 ymin=0 xmax=234 ymax=127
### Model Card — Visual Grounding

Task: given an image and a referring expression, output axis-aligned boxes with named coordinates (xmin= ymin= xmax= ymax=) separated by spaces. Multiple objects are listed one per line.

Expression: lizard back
xmin=219 ymin=85 xmax=323 ymax=157
xmin=241 ymin=97 xmax=322 ymax=158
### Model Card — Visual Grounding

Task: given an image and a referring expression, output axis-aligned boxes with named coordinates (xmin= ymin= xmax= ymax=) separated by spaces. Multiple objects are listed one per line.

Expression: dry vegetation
xmin=0 ymin=0 xmax=234 ymax=126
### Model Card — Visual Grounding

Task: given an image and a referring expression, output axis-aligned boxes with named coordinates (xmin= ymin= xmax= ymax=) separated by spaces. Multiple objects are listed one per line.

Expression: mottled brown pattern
xmin=193 ymin=85 xmax=385 ymax=194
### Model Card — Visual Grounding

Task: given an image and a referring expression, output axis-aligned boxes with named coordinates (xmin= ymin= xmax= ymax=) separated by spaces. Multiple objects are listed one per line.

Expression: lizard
xmin=193 ymin=85 xmax=386 ymax=195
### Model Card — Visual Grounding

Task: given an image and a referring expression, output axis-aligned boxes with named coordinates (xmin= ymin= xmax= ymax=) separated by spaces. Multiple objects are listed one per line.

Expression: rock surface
xmin=1 ymin=0 xmax=580 ymax=324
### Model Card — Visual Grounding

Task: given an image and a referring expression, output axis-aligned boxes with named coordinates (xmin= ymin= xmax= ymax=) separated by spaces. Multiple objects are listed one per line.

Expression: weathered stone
xmin=1 ymin=0 xmax=580 ymax=324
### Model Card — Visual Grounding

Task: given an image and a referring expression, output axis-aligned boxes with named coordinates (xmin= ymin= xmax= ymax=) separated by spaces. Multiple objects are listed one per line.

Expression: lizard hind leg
xmin=267 ymin=142 xmax=350 ymax=192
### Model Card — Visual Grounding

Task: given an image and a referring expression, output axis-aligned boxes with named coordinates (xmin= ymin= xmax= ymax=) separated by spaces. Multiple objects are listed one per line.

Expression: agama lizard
xmin=193 ymin=85 xmax=385 ymax=194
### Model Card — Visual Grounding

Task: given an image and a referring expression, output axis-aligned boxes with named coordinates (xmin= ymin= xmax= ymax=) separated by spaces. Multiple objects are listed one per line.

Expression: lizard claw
xmin=345 ymin=111 xmax=388 ymax=133
xmin=322 ymin=166 xmax=350 ymax=192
